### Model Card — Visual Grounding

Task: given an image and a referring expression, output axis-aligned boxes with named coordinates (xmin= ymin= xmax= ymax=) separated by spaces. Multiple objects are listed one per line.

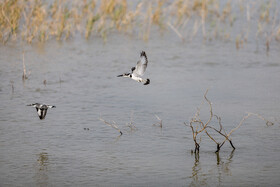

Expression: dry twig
xmin=22 ymin=52 xmax=27 ymax=80
xmin=153 ymin=114 xmax=162 ymax=128
xmin=187 ymin=89 xmax=274 ymax=153
xmin=99 ymin=116 xmax=123 ymax=136
xmin=126 ymin=111 xmax=137 ymax=132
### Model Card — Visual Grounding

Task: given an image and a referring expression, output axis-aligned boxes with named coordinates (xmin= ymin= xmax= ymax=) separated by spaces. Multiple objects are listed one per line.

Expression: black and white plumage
xmin=117 ymin=51 xmax=150 ymax=85
xmin=27 ymin=103 xmax=56 ymax=120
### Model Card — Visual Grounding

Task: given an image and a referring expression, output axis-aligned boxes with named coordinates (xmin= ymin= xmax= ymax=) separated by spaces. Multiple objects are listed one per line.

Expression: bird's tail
xmin=143 ymin=79 xmax=150 ymax=85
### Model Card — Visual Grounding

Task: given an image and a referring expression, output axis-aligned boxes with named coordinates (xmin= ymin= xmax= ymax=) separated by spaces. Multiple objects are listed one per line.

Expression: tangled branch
xmin=186 ymin=89 xmax=274 ymax=153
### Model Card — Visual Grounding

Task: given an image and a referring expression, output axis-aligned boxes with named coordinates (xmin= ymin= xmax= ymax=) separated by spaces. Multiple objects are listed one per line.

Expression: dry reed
xmin=22 ymin=51 xmax=28 ymax=80
xmin=0 ymin=0 xmax=279 ymax=49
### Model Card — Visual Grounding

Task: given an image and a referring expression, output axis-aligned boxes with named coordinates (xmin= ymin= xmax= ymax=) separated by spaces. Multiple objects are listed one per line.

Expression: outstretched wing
xmin=133 ymin=51 xmax=148 ymax=77
xmin=27 ymin=103 xmax=41 ymax=107
xmin=47 ymin=105 xmax=56 ymax=108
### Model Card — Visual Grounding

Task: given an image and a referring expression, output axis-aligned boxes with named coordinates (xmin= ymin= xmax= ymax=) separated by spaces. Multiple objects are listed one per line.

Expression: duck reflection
xmin=189 ymin=150 xmax=235 ymax=186
xmin=34 ymin=152 xmax=50 ymax=186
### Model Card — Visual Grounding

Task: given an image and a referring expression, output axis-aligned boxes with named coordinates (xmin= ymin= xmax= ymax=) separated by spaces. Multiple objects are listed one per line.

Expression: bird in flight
xmin=117 ymin=51 xmax=150 ymax=85
xmin=27 ymin=103 xmax=56 ymax=120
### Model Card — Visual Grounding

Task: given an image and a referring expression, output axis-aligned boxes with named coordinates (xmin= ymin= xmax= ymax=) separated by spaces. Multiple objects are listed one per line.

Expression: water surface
xmin=0 ymin=33 xmax=280 ymax=186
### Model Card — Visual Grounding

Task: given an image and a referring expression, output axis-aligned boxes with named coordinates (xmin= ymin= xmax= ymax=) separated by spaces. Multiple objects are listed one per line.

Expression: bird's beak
xmin=117 ymin=74 xmax=123 ymax=77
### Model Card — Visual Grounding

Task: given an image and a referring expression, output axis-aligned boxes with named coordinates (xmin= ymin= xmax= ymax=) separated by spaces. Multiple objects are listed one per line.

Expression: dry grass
xmin=0 ymin=0 xmax=279 ymax=49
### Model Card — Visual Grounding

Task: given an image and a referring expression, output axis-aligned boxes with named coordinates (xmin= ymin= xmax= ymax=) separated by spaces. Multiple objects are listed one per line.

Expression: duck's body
xmin=27 ymin=103 xmax=56 ymax=120
xmin=117 ymin=51 xmax=150 ymax=85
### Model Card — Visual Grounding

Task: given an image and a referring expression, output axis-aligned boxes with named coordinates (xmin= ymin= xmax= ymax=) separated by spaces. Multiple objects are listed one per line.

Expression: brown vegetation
xmin=0 ymin=0 xmax=279 ymax=50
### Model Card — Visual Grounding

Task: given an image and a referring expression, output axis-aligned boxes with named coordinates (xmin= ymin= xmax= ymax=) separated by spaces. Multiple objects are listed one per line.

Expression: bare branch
xmin=221 ymin=112 xmax=274 ymax=146
xmin=99 ymin=117 xmax=123 ymax=135
xmin=186 ymin=89 xmax=274 ymax=153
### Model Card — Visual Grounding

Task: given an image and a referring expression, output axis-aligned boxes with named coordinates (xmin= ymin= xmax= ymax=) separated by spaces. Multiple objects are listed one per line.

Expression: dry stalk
xmin=143 ymin=1 xmax=153 ymax=41
xmin=167 ymin=21 xmax=184 ymax=41
xmin=1 ymin=0 xmax=280 ymax=50
xmin=153 ymin=114 xmax=162 ymax=128
xmin=1 ymin=1 xmax=12 ymax=28
xmin=126 ymin=111 xmax=137 ymax=132
xmin=22 ymin=51 xmax=27 ymax=80
xmin=10 ymin=80 xmax=14 ymax=94
xmin=200 ymin=0 xmax=206 ymax=39
xmin=99 ymin=116 xmax=123 ymax=136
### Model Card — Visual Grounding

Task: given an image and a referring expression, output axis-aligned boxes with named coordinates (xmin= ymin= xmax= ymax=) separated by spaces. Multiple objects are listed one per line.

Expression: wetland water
xmin=0 ymin=33 xmax=280 ymax=186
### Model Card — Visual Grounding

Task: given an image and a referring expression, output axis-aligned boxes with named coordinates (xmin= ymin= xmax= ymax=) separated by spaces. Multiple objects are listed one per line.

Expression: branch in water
xmin=186 ymin=89 xmax=274 ymax=153
xmin=99 ymin=117 xmax=123 ymax=135
xmin=153 ymin=114 xmax=162 ymax=128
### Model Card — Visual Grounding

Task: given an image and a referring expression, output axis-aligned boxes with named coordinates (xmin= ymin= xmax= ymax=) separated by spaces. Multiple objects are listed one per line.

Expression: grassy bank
xmin=1 ymin=0 xmax=279 ymax=49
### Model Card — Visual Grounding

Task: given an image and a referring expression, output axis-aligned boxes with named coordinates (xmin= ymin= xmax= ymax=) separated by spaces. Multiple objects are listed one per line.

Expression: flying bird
xmin=117 ymin=51 xmax=150 ymax=85
xmin=27 ymin=103 xmax=56 ymax=120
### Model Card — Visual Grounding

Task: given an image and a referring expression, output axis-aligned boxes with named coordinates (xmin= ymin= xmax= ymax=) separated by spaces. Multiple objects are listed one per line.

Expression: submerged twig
xmin=21 ymin=51 xmax=31 ymax=81
xmin=153 ymin=114 xmax=162 ymax=128
xmin=126 ymin=111 xmax=137 ymax=132
xmin=99 ymin=117 xmax=123 ymax=136
xmin=10 ymin=80 xmax=14 ymax=93
xmin=22 ymin=52 xmax=27 ymax=80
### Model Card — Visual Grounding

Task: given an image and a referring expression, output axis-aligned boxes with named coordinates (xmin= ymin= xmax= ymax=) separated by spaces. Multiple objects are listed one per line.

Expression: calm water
xmin=0 ymin=32 xmax=280 ymax=186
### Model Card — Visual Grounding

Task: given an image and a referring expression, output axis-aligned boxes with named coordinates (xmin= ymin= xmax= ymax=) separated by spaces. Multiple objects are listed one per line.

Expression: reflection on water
xmin=216 ymin=150 xmax=234 ymax=185
xmin=189 ymin=150 xmax=235 ymax=186
xmin=34 ymin=152 xmax=49 ymax=187
xmin=189 ymin=152 xmax=205 ymax=186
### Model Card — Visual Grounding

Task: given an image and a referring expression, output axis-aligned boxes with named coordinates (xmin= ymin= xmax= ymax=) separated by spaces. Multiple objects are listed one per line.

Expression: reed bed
xmin=1 ymin=0 xmax=279 ymax=50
